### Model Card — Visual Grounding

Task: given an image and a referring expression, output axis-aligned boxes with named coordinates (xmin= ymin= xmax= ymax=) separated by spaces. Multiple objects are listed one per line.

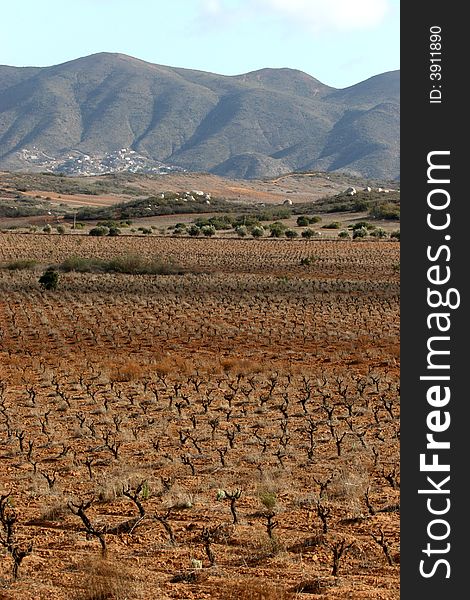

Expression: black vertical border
xmin=401 ymin=4 xmax=467 ymax=598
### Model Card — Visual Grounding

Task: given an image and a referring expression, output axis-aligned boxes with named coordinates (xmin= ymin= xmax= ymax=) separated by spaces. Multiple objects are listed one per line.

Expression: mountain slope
xmin=0 ymin=53 xmax=399 ymax=179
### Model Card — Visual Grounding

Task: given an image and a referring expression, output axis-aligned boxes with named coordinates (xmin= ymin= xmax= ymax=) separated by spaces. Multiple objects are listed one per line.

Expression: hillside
xmin=0 ymin=53 xmax=399 ymax=180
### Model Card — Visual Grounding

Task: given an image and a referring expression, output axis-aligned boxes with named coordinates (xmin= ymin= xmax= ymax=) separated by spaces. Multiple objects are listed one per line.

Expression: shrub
xmin=353 ymin=199 xmax=369 ymax=211
xmin=108 ymin=227 xmax=121 ymax=236
xmin=269 ymin=222 xmax=287 ymax=237
xmin=338 ymin=230 xmax=350 ymax=238
xmin=251 ymin=226 xmax=264 ymax=238
xmin=42 ymin=224 xmax=52 ymax=233
xmin=78 ymin=558 xmax=136 ymax=600
xmin=201 ymin=225 xmax=216 ymax=237
xmin=285 ymin=229 xmax=298 ymax=238
xmin=370 ymin=227 xmax=387 ymax=238
xmin=309 ymin=215 xmax=322 ymax=224
xmin=188 ymin=225 xmax=201 ymax=237
xmin=353 ymin=227 xmax=368 ymax=239
xmin=234 ymin=215 xmax=261 ymax=228
xmin=301 ymin=228 xmax=315 ymax=238
xmin=56 ymin=225 xmax=66 ymax=234
xmin=322 ymin=221 xmax=341 ymax=229
xmin=369 ymin=202 xmax=400 ymax=220
xmin=390 ymin=230 xmax=400 ymax=240
xmin=259 ymin=491 xmax=277 ymax=511
xmin=352 ymin=221 xmax=374 ymax=230
xmin=173 ymin=223 xmax=187 ymax=234
xmin=89 ymin=226 xmax=108 ymax=236
xmin=39 ymin=267 xmax=59 ymax=290
xmin=203 ymin=215 xmax=233 ymax=230
xmin=296 ymin=216 xmax=310 ymax=227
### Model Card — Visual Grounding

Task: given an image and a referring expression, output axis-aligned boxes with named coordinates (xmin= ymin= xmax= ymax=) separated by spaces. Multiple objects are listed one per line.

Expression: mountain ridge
xmin=0 ymin=53 xmax=400 ymax=180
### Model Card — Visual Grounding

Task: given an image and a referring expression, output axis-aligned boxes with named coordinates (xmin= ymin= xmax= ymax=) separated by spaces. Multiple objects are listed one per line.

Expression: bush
xmin=369 ymin=202 xmax=400 ymax=220
xmin=235 ymin=225 xmax=248 ymax=237
xmin=251 ymin=226 xmax=264 ymax=238
xmin=42 ymin=224 xmax=52 ymax=234
xmin=39 ymin=267 xmax=59 ymax=290
xmin=338 ymin=230 xmax=350 ymax=238
xmin=301 ymin=228 xmax=315 ymax=239
xmin=56 ymin=225 xmax=66 ymax=234
xmin=188 ymin=225 xmax=201 ymax=237
xmin=390 ymin=230 xmax=400 ymax=240
xmin=285 ymin=229 xmax=298 ymax=238
xmin=353 ymin=199 xmax=369 ymax=211
xmin=370 ymin=227 xmax=387 ymax=238
xmin=259 ymin=491 xmax=277 ymax=511
xmin=269 ymin=222 xmax=287 ymax=237
xmin=89 ymin=226 xmax=108 ymax=236
xmin=108 ymin=227 xmax=121 ymax=236
xmin=322 ymin=221 xmax=341 ymax=229
xmin=199 ymin=215 xmax=233 ymax=230
xmin=296 ymin=216 xmax=310 ymax=227
xmin=234 ymin=215 xmax=261 ymax=228
xmin=201 ymin=225 xmax=216 ymax=237
xmin=352 ymin=221 xmax=374 ymax=230
xmin=353 ymin=227 xmax=368 ymax=239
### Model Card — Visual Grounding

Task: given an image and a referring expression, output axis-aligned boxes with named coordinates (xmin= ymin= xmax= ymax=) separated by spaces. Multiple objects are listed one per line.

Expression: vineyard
xmin=0 ymin=235 xmax=400 ymax=599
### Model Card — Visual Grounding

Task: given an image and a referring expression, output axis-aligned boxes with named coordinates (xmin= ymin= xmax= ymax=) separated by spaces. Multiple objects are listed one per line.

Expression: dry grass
xmin=75 ymin=559 xmax=137 ymax=600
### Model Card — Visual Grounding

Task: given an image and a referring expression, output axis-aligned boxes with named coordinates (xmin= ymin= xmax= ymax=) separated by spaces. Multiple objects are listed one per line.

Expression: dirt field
xmin=0 ymin=235 xmax=400 ymax=599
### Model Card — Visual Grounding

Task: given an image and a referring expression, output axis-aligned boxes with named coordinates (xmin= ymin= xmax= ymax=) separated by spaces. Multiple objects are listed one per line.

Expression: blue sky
xmin=1 ymin=0 xmax=399 ymax=89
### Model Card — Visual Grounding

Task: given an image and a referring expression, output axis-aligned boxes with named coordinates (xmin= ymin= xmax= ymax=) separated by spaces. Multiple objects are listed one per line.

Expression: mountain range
xmin=0 ymin=53 xmax=399 ymax=180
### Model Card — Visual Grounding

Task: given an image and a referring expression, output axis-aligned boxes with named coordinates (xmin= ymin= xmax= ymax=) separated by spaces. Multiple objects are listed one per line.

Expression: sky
xmin=1 ymin=0 xmax=399 ymax=89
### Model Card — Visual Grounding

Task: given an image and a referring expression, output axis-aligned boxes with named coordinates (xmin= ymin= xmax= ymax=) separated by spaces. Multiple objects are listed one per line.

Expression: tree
xmin=39 ymin=267 xmax=59 ymax=291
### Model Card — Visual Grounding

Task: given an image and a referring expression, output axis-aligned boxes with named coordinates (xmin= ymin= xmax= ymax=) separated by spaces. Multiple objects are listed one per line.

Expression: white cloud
xmin=202 ymin=0 xmax=223 ymax=15
xmin=198 ymin=0 xmax=391 ymax=33
xmin=260 ymin=0 xmax=390 ymax=31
